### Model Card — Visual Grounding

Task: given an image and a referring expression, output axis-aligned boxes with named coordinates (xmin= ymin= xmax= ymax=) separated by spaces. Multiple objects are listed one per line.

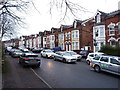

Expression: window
xmin=100 ymin=27 xmax=104 ymax=37
xmin=44 ymin=37 xmax=46 ymax=41
xmin=94 ymin=28 xmax=99 ymax=37
xmin=118 ymin=23 xmax=120 ymax=34
xmin=61 ymin=43 xmax=64 ymax=50
xmin=72 ymin=32 xmax=74 ymax=38
xmin=96 ymin=13 xmax=101 ymax=23
xmin=52 ymin=36 xmax=54 ymax=40
xmin=100 ymin=57 xmax=108 ymax=62
xmin=110 ymin=58 xmax=119 ymax=65
xmin=89 ymin=54 xmax=94 ymax=57
xmin=75 ymin=42 xmax=79 ymax=50
xmin=76 ymin=31 xmax=79 ymax=38
xmin=109 ymin=24 xmax=115 ymax=35
xmin=93 ymin=56 xmax=100 ymax=60
xmin=72 ymin=42 xmax=74 ymax=50
xmin=68 ymin=32 xmax=70 ymax=39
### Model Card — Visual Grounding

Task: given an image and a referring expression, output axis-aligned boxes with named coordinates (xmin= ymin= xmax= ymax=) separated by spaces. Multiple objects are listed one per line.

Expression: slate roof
xmin=98 ymin=10 xmax=120 ymax=19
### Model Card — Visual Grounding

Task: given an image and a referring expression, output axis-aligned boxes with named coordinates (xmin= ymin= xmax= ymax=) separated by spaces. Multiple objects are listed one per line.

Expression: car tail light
xmin=36 ymin=58 xmax=40 ymax=60
xmin=24 ymin=58 xmax=30 ymax=60
xmin=83 ymin=53 xmax=87 ymax=55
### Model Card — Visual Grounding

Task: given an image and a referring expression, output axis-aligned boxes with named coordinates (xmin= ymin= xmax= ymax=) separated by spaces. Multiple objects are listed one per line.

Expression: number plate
xmin=31 ymin=60 xmax=36 ymax=62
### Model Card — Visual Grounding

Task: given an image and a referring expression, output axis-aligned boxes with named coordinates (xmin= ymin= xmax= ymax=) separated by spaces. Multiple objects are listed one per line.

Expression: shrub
xmin=99 ymin=45 xmax=120 ymax=57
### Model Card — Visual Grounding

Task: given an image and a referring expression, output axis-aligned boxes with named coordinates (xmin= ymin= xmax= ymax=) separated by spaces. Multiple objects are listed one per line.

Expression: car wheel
xmin=46 ymin=55 xmax=48 ymax=58
xmin=35 ymin=63 xmax=40 ymax=67
xmin=63 ymin=58 xmax=66 ymax=63
xmin=54 ymin=57 xmax=56 ymax=61
xmin=94 ymin=65 xmax=101 ymax=72
xmin=18 ymin=60 xmax=21 ymax=64
xmin=41 ymin=54 xmax=43 ymax=57
xmin=87 ymin=60 xmax=90 ymax=65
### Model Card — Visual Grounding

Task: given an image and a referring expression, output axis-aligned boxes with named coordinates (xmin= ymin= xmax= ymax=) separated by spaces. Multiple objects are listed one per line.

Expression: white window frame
xmin=72 ymin=31 xmax=74 ymax=38
xmin=76 ymin=31 xmax=79 ymax=38
xmin=108 ymin=23 xmax=115 ymax=36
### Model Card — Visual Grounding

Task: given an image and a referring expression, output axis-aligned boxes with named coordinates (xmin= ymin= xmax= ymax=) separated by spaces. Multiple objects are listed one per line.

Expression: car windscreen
xmin=14 ymin=50 xmax=22 ymax=53
xmin=62 ymin=52 xmax=71 ymax=56
xmin=68 ymin=52 xmax=78 ymax=55
xmin=80 ymin=51 xmax=87 ymax=53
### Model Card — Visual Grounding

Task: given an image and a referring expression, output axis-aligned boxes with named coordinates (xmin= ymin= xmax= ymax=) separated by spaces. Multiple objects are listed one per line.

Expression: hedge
xmin=99 ymin=45 xmax=120 ymax=57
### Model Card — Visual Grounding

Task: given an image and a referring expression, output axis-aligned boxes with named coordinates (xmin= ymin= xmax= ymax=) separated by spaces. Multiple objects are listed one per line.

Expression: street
xmin=3 ymin=54 xmax=120 ymax=89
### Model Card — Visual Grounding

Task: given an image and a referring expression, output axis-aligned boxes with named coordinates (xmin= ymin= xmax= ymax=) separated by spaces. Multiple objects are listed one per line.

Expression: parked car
xmin=19 ymin=53 xmax=41 ymax=67
xmin=5 ymin=46 xmax=12 ymax=52
xmin=54 ymin=51 xmax=77 ymax=63
xmin=32 ymin=48 xmax=43 ymax=53
xmin=9 ymin=49 xmax=20 ymax=55
xmin=65 ymin=51 xmax=82 ymax=61
xmin=20 ymin=48 xmax=29 ymax=53
xmin=41 ymin=49 xmax=56 ymax=58
xmin=90 ymin=55 xmax=120 ymax=75
xmin=11 ymin=50 xmax=23 ymax=58
xmin=86 ymin=52 xmax=104 ymax=65
xmin=18 ymin=46 xmax=29 ymax=52
xmin=80 ymin=50 xmax=92 ymax=58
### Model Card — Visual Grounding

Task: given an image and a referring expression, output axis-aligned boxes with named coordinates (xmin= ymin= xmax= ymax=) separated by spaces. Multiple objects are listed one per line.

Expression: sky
xmin=18 ymin=0 xmax=120 ymax=36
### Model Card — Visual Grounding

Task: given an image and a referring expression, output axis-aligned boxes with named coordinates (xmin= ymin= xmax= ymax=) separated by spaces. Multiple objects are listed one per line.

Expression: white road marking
xmin=30 ymin=68 xmax=54 ymax=89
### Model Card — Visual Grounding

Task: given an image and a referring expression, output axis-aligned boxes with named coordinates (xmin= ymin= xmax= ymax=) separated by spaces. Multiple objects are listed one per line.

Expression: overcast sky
xmin=18 ymin=0 xmax=120 ymax=36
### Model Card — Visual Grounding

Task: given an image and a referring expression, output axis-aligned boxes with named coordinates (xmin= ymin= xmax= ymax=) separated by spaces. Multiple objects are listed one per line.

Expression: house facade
xmin=4 ymin=9 xmax=120 ymax=53
xmin=92 ymin=10 xmax=120 ymax=52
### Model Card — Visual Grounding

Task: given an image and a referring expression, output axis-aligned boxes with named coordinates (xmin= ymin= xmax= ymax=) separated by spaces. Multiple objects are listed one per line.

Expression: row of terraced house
xmin=4 ymin=10 xmax=120 ymax=52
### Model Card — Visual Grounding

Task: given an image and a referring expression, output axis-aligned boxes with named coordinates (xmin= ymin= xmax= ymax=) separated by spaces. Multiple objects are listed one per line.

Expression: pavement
xmin=2 ymin=54 xmax=50 ymax=89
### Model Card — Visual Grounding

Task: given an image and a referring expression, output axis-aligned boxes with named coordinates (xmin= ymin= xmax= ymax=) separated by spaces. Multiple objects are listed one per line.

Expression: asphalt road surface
xmin=2 ymin=54 xmax=120 ymax=89
xmin=33 ymin=56 xmax=120 ymax=88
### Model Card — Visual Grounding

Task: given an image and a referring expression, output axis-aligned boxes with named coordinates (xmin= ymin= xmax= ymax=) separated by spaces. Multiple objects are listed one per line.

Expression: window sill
xmin=109 ymin=34 xmax=115 ymax=36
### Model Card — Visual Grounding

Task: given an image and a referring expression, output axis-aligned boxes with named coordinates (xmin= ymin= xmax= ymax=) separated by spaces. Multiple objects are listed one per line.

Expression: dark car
xmin=11 ymin=50 xmax=23 ymax=58
xmin=19 ymin=53 xmax=41 ymax=67
xmin=80 ymin=50 xmax=92 ymax=58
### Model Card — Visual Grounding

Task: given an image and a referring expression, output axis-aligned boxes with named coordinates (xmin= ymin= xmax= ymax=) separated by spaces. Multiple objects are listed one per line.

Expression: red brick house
xmin=92 ymin=10 xmax=120 ymax=52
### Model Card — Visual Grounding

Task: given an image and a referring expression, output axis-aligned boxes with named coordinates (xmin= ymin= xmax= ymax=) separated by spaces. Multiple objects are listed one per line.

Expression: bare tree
xmin=0 ymin=0 xmax=30 ymax=40
xmin=49 ymin=0 xmax=91 ymax=22
xmin=0 ymin=0 xmax=91 ymax=40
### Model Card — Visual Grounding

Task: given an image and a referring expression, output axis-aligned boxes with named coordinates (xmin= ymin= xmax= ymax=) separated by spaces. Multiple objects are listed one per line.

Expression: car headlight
xmin=47 ymin=54 xmax=51 ymax=56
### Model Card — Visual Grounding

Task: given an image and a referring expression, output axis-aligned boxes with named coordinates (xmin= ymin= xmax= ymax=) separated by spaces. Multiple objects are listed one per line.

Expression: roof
xmin=98 ymin=10 xmax=120 ymax=19
xmin=94 ymin=22 xmax=105 ymax=26
xmin=106 ymin=10 xmax=120 ymax=18
xmin=61 ymin=24 xmax=73 ymax=29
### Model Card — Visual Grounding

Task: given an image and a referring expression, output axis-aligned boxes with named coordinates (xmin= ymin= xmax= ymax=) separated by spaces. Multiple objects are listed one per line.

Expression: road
xmin=3 ymin=54 xmax=120 ymax=89
xmin=33 ymin=56 xmax=119 ymax=88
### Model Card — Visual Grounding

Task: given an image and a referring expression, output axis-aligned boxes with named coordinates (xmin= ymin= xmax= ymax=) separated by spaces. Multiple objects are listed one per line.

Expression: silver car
xmin=90 ymin=55 xmax=120 ymax=75
xmin=65 ymin=51 xmax=82 ymax=61
xmin=54 ymin=51 xmax=77 ymax=63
